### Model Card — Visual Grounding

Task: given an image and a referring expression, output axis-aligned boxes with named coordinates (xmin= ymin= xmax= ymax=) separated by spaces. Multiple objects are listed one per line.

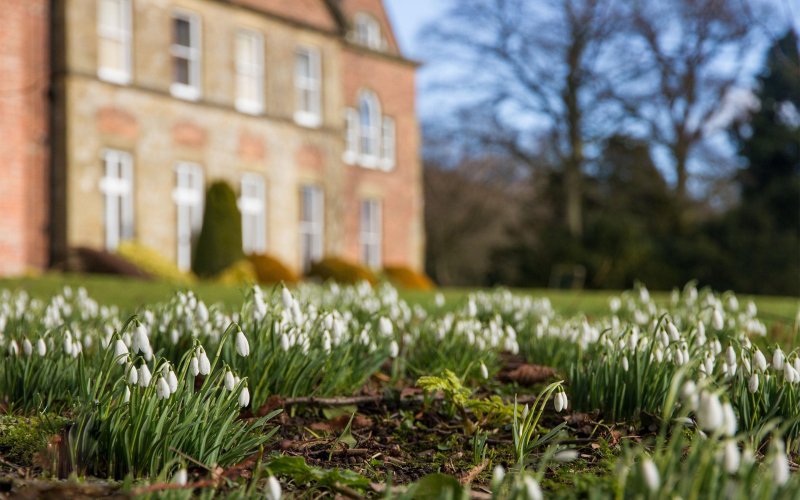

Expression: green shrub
xmin=307 ymin=257 xmax=378 ymax=285
xmin=248 ymin=253 xmax=298 ymax=284
xmin=192 ymin=181 xmax=244 ymax=277
xmin=215 ymin=259 xmax=258 ymax=284
xmin=116 ymin=241 xmax=195 ymax=284
xmin=383 ymin=265 xmax=435 ymax=290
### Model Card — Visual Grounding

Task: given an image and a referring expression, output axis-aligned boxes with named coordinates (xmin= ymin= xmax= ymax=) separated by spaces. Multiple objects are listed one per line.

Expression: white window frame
xmin=360 ymin=199 xmax=382 ymax=268
xmin=358 ymin=90 xmax=381 ymax=168
xmin=354 ymin=13 xmax=382 ymax=50
xmin=97 ymin=0 xmax=132 ymax=84
xmin=170 ymin=11 xmax=202 ymax=101
xmin=100 ymin=149 xmax=134 ymax=251
xmin=294 ymin=46 xmax=322 ymax=128
xmin=239 ymin=173 xmax=267 ymax=254
xmin=172 ymin=163 xmax=204 ymax=271
xmin=235 ymin=29 xmax=264 ymax=115
xmin=381 ymin=116 xmax=396 ymax=170
xmin=343 ymin=107 xmax=359 ymax=164
xmin=299 ymin=185 xmax=324 ymax=272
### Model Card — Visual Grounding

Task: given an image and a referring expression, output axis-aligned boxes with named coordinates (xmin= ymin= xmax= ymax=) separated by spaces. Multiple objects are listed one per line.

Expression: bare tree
xmin=424 ymin=0 xmax=621 ymax=237
xmin=617 ymin=0 xmax=755 ymax=209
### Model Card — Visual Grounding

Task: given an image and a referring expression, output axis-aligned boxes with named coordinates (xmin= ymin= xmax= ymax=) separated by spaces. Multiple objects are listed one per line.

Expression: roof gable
xmin=337 ymin=0 xmax=402 ymax=55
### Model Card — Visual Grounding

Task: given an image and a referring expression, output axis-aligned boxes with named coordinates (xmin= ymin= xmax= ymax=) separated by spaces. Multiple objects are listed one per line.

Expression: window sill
xmin=236 ymin=99 xmax=264 ymax=115
xmin=294 ymin=111 xmax=322 ymax=128
xmin=170 ymin=83 xmax=201 ymax=101
xmin=98 ymin=68 xmax=132 ymax=86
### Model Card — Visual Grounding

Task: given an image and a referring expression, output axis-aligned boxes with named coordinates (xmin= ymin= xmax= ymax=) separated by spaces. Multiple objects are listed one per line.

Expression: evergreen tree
xmin=192 ymin=181 xmax=244 ymax=277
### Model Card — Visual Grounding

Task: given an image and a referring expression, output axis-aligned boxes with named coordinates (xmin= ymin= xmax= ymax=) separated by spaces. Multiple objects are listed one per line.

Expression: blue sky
xmin=383 ymin=0 xmax=452 ymax=58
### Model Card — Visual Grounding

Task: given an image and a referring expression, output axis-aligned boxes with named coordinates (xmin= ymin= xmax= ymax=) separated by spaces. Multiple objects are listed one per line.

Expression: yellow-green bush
xmin=215 ymin=259 xmax=258 ymax=285
xmin=307 ymin=257 xmax=378 ymax=285
xmin=116 ymin=242 xmax=194 ymax=283
xmin=248 ymin=254 xmax=298 ymax=284
xmin=383 ymin=265 xmax=436 ymax=290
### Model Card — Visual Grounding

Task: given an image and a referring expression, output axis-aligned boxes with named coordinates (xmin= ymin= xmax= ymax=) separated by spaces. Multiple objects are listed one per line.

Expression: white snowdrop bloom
xmin=621 ymin=356 xmax=629 ymax=372
xmin=156 ymin=376 xmax=171 ymax=399
xmin=712 ymin=309 xmax=724 ymax=330
xmin=22 ymin=338 xmax=32 ymax=356
xmin=280 ymin=333 xmax=290 ymax=352
xmin=654 ymin=347 xmax=664 ymax=363
xmin=379 ymin=317 xmax=393 ymax=337
xmin=772 ymin=444 xmax=790 ymax=486
xmin=322 ymin=331 xmax=332 ymax=353
xmin=123 ymin=385 xmax=131 ymax=403
xmin=696 ymin=321 xmax=706 ymax=342
xmin=190 ymin=356 xmax=199 ymax=376
xmin=167 ymin=369 xmax=179 ymax=393
xmin=467 ymin=299 xmax=477 ymax=317
xmin=174 ymin=468 xmax=188 ymax=486
xmin=138 ymin=364 xmax=152 ymax=388
xmin=492 ymin=465 xmax=505 ymax=485
xmin=522 ymin=404 xmax=530 ymax=420
xmin=63 ymin=333 xmax=73 ymax=356
xmin=554 ymin=392 xmax=564 ymax=412
xmin=235 ymin=330 xmax=250 ymax=357
xmin=480 ymin=362 xmax=489 ymax=380
xmin=389 ymin=340 xmax=399 ymax=358
xmin=773 ymin=348 xmax=785 ymax=370
xmin=721 ymin=402 xmax=737 ymax=436
xmin=198 ymin=348 xmax=211 ymax=375
xmin=238 ymin=385 xmax=250 ymax=407
xmin=697 ymin=392 xmax=724 ymax=433
xmin=8 ymin=340 xmax=19 ymax=356
xmin=725 ymin=346 xmax=736 ymax=367
xmin=748 ymin=373 xmax=759 ymax=394
xmin=523 ymin=476 xmax=543 ymax=500
xmin=754 ymin=349 xmax=768 ymax=372
xmin=170 ymin=329 xmax=180 ymax=345
xmin=641 ymin=458 xmax=660 ymax=493
xmin=553 ymin=449 xmax=579 ymax=462
xmin=36 ymin=338 xmax=46 ymax=356
xmin=281 ymin=287 xmax=294 ymax=309
xmin=609 ymin=297 xmax=621 ymax=313
xmin=435 ymin=293 xmax=445 ymax=308
xmin=114 ymin=339 xmax=129 ymax=364
xmin=667 ymin=322 xmax=680 ymax=342
xmin=197 ymin=302 xmax=209 ymax=323
xmin=741 ymin=353 xmax=751 ymax=375
xmin=724 ymin=441 xmax=741 ymax=474
xmin=746 ymin=301 xmax=757 ymax=316
xmin=267 ymin=476 xmax=282 ymax=500
xmin=127 ymin=364 xmax=139 ymax=385
xmin=224 ymin=370 xmax=236 ymax=391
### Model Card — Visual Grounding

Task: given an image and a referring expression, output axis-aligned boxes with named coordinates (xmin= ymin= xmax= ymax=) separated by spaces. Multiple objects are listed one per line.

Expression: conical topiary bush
xmin=192 ymin=180 xmax=244 ymax=277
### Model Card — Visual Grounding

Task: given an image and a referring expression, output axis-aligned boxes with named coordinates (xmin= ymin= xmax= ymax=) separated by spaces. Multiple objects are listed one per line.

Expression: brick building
xmin=0 ymin=0 xmax=424 ymax=275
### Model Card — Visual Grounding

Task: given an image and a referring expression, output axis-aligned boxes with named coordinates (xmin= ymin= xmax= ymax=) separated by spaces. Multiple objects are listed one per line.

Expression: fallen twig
xmin=460 ymin=459 xmax=489 ymax=485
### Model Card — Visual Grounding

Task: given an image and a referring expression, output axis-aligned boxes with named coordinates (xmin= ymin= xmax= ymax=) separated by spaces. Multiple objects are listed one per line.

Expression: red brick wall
xmin=0 ymin=0 xmax=50 ymax=275
xmin=340 ymin=48 xmax=423 ymax=269
xmin=338 ymin=0 xmax=401 ymax=55
xmin=232 ymin=0 xmax=339 ymax=32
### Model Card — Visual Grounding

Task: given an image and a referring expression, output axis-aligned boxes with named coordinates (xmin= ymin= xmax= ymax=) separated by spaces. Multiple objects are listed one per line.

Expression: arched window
xmin=354 ymin=13 xmax=381 ymax=50
xmin=359 ymin=90 xmax=381 ymax=159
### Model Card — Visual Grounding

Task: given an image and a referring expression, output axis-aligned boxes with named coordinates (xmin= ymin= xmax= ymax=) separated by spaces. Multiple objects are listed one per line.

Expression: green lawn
xmin=2 ymin=273 xmax=797 ymax=325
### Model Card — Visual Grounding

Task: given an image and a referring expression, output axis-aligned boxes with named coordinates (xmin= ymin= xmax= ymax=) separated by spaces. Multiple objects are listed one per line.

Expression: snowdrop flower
xmin=126 ymin=363 xmax=138 ymax=385
xmin=554 ymin=449 xmax=579 ymax=462
xmin=389 ymin=340 xmax=399 ymax=358
xmin=174 ymin=468 xmax=188 ymax=486
xmin=622 ymin=356 xmax=629 ymax=372
xmin=156 ymin=376 xmax=171 ymax=399
xmin=36 ymin=338 xmax=46 ymax=356
xmin=697 ymin=392 xmax=724 ymax=433
xmin=379 ymin=317 xmax=393 ymax=337
xmin=754 ymin=349 xmax=768 ymax=372
xmin=712 ymin=309 xmax=724 ymax=330
xmin=239 ymin=385 xmax=250 ymax=408
xmin=22 ymin=338 xmax=32 ymax=356
xmin=114 ymin=339 xmax=129 ymax=364
xmin=138 ymin=364 xmax=152 ymax=388
xmin=771 ymin=441 xmax=790 ymax=486
xmin=123 ymin=385 xmax=131 ymax=403
xmin=492 ymin=465 xmax=505 ymax=486
xmin=724 ymin=441 xmax=740 ymax=474
xmin=235 ymin=330 xmax=250 ymax=357
xmin=748 ymin=373 xmax=759 ymax=394
xmin=480 ymin=361 xmax=489 ymax=380
xmin=773 ymin=348 xmax=785 ymax=371
xmin=8 ymin=340 xmax=19 ymax=356
xmin=522 ymin=404 xmax=530 ymax=420
xmin=281 ymin=287 xmax=293 ymax=309
xmin=224 ymin=369 xmax=236 ymax=391
xmin=280 ymin=333 xmax=290 ymax=352
xmin=667 ymin=322 xmax=680 ymax=342
xmin=641 ymin=458 xmax=660 ymax=492
xmin=267 ymin=476 xmax=282 ymax=500
xmin=523 ymin=476 xmax=543 ymax=500
xmin=167 ymin=368 xmax=179 ymax=393
xmin=190 ymin=356 xmax=199 ymax=376
xmin=554 ymin=391 xmax=568 ymax=412
xmin=197 ymin=348 xmax=211 ymax=375
xmin=725 ymin=346 xmax=736 ymax=367
xmin=721 ymin=402 xmax=737 ymax=436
